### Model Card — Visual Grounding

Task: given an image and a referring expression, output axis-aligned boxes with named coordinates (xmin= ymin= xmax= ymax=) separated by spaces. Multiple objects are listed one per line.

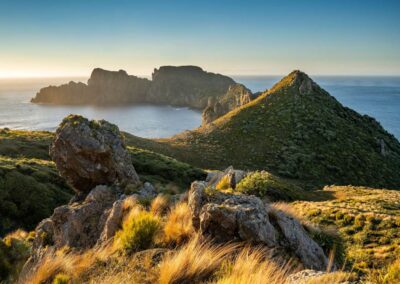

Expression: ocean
xmin=0 ymin=76 xmax=399 ymax=139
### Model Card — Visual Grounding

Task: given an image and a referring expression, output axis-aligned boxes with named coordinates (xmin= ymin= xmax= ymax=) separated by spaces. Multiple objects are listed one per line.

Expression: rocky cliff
xmin=31 ymin=66 xmax=236 ymax=108
xmin=147 ymin=66 xmax=236 ymax=109
xmin=202 ymin=83 xmax=254 ymax=124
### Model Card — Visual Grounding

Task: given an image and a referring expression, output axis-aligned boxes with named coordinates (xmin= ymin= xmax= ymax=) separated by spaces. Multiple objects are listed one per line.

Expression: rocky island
xmin=31 ymin=66 xmax=239 ymax=109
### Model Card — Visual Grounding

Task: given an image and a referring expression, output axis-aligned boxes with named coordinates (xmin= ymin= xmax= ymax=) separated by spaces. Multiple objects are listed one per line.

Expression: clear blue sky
xmin=0 ymin=0 xmax=399 ymax=77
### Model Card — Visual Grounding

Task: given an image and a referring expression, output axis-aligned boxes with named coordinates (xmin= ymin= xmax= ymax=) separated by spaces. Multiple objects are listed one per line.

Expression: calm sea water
xmin=0 ymin=76 xmax=399 ymax=139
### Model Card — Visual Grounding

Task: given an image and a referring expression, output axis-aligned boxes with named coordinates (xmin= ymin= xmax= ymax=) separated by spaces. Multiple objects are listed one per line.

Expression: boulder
xmin=33 ymin=185 xmax=118 ymax=250
xmin=50 ymin=115 xmax=140 ymax=194
xmin=270 ymin=209 xmax=329 ymax=270
xmin=188 ymin=181 xmax=329 ymax=270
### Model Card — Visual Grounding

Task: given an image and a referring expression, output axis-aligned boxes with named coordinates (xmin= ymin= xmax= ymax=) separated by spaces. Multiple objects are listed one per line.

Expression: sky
xmin=0 ymin=0 xmax=399 ymax=77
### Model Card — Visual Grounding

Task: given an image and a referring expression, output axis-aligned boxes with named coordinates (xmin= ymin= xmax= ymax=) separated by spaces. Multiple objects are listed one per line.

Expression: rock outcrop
xmin=188 ymin=177 xmax=330 ymax=270
xmin=24 ymin=115 xmax=146 ymax=274
xmin=34 ymin=185 xmax=118 ymax=250
xmin=50 ymin=115 xmax=140 ymax=194
xmin=202 ymin=84 xmax=254 ymax=125
xmin=31 ymin=66 xmax=236 ymax=109
xmin=147 ymin=66 xmax=236 ymax=109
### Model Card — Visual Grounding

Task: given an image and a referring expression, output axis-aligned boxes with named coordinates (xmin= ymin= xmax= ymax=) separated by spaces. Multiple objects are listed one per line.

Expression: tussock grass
xmin=213 ymin=247 xmax=290 ymax=284
xmin=150 ymin=195 xmax=170 ymax=216
xmin=163 ymin=202 xmax=194 ymax=246
xmin=158 ymin=236 xmax=237 ymax=284
xmin=20 ymin=244 xmax=116 ymax=284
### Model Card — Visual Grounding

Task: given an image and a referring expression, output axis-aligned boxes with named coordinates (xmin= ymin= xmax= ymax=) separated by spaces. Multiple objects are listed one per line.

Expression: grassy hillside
xmin=293 ymin=185 xmax=400 ymax=281
xmin=124 ymin=71 xmax=400 ymax=189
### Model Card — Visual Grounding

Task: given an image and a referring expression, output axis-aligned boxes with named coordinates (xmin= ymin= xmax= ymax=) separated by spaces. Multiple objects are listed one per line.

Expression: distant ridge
xmin=31 ymin=66 xmax=236 ymax=109
xmin=125 ymin=70 xmax=400 ymax=189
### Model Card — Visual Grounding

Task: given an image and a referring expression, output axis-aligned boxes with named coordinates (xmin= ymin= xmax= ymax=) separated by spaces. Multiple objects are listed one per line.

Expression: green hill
xmin=125 ymin=71 xmax=400 ymax=189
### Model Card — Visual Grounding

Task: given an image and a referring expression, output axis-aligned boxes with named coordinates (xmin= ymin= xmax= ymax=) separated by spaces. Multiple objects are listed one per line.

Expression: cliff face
xmin=87 ymin=68 xmax=151 ymax=104
xmin=147 ymin=66 xmax=236 ymax=108
xmin=31 ymin=66 xmax=235 ymax=108
xmin=202 ymin=83 xmax=253 ymax=125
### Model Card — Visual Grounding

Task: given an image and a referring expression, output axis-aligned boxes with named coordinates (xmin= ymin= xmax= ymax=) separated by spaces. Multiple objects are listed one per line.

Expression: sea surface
xmin=0 ymin=76 xmax=399 ymax=139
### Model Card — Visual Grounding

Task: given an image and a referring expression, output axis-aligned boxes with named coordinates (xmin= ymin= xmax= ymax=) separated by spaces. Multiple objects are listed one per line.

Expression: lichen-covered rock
xmin=50 ymin=115 xmax=140 ymax=194
xmin=34 ymin=185 xmax=117 ymax=250
xmin=189 ymin=181 xmax=278 ymax=246
xmin=270 ymin=209 xmax=329 ymax=270
xmin=188 ymin=180 xmax=329 ymax=270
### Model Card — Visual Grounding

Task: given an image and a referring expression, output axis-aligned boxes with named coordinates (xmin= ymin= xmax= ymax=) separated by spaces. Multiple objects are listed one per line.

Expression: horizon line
xmin=1 ymin=73 xmax=400 ymax=80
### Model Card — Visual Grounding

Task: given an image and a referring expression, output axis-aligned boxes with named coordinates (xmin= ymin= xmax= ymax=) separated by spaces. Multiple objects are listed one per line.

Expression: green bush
xmin=52 ymin=273 xmax=71 ymax=284
xmin=236 ymin=171 xmax=305 ymax=201
xmin=0 ymin=157 xmax=73 ymax=235
xmin=0 ymin=231 xmax=32 ymax=282
xmin=115 ymin=210 xmax=161 ymax=253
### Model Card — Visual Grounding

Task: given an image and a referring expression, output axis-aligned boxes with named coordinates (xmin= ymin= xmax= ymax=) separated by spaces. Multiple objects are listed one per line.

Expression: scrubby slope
xmin=126 ymin=71 xmax=400 ymax=189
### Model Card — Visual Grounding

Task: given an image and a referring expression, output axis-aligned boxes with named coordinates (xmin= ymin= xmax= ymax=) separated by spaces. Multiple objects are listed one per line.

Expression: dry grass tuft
xmin=20 ymin=244 xmax=116 ymax=284
xmin=150 ymin=195 xmax=170 ymax=216
xmin=158 ymin=236 xmax=237 ymax=284
xmin=304 ymin=271 xmax=353 ymax=284
xmin=214 ymin=247 xmax=290 ymax=284
xmin=163 ymin=202 xmax=194 ymax=245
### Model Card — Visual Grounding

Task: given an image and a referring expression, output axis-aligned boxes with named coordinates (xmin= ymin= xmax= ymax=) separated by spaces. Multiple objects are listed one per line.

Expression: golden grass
xmin=304 ymin=271 xmax=353 ymax=284
xmin=158 ymin=236 xmax=238 ymax=284
xmin=213 ymin=247 xmax=290 ymax=284
xmin=216 ymin=175 xmax=231 ymax=190
xmin=150 ymin=195 xmax=170 ymax=216
xmin=163 ymin=202 xmax=194 ymax=246
xmin=20 ymin=244 xmax=116 ymax=284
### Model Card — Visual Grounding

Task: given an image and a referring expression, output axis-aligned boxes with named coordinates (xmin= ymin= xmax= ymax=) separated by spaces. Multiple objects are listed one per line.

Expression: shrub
xmin=236 ymin=171 xmax=304 ymax=201
xmin=52 ymin=273 xmax=71 ymax=284
xmin=114 ymin=208 xmax=161 ymax=253
xmin=0 ymin=157 xmax=73 ymax=235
